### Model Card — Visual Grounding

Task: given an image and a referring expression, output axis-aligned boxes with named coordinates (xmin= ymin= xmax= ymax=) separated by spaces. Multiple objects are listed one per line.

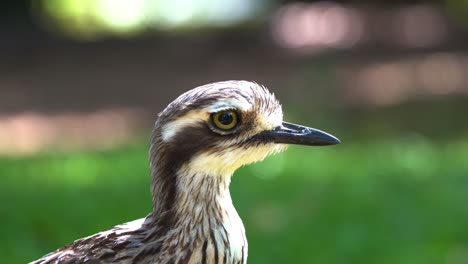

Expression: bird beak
xmin=256 ymin=121 xmax=340 ymax=146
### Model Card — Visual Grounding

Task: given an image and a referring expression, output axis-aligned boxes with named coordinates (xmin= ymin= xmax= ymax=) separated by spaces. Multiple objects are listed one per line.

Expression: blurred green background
xmin=2 ymin=0 xmax=468 ymax=263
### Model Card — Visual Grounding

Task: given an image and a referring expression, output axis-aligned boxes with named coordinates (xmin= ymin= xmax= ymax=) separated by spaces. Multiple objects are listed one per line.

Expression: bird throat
xmin=150 ymin=161 xmax=247 ymax=263
xmin=151 ymin=160 xmax=235 ymax=229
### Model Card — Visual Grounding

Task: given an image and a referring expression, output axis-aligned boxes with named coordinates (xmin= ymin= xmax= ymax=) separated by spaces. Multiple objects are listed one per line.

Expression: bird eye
xmin=211 ymin=110 xmax=238 ymax=131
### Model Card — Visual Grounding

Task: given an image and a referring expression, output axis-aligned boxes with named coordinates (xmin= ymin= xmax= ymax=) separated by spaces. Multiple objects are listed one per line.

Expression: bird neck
xmin=149 ymin=152 xmax=235 ymax=227
xmin=174 ymin=169 xmax=234 ymax=223
xmin=149 ymin=165 xmax=247 ymax=264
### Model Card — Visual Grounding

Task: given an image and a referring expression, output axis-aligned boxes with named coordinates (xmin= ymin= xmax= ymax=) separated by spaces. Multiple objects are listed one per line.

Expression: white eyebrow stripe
xmin=161 ymin=98 xmax=252 ymax=142
xmin=208 ymin=99 xmax=252 ymax=113
xmin=161 ymin=111 xmax=208 ymax=142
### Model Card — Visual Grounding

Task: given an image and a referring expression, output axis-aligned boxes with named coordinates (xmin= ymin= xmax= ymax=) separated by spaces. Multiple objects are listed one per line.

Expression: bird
xmin=31 ymin=80 xmax=340 ymax=264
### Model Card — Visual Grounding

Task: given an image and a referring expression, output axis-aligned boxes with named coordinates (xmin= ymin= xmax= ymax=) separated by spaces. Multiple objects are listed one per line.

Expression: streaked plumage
xmin=31 ymin=80 xmax=339 ymax=264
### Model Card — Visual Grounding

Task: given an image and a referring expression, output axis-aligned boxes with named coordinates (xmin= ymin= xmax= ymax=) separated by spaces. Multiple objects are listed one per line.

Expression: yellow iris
xmin=212 ymin=110 xmax=238 ymax=130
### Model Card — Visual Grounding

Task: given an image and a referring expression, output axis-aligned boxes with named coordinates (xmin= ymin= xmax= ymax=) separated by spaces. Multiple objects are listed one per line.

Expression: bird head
xmin=151 ymin=80 xmax=339 ymax=177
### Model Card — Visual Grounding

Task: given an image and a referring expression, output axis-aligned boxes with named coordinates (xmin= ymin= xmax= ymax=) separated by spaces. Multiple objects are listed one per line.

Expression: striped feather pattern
xmin=31 ymin=81 xmax=283 ymax=264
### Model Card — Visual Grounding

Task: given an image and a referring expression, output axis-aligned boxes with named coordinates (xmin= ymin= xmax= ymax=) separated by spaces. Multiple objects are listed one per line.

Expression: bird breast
xmin=155 ymin=203 xmax=247 ymax=264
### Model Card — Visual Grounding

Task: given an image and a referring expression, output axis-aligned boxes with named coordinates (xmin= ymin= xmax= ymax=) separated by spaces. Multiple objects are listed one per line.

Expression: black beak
xmin=255 ymin=121 xmax=340 ymax=146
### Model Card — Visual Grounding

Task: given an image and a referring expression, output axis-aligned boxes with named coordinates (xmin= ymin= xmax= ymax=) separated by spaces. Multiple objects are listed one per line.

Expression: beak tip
xmin=319 ymin=135 xmax=341 ymax=146
xmin=332 ymin=135 xmax=341 ymax=144
xmin=332 ymin=137 xmax=341 ymax=145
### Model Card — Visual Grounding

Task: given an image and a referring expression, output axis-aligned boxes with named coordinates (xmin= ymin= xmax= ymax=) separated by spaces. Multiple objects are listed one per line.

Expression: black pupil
xmin=218 ymin=112 xmax=234 ymax=125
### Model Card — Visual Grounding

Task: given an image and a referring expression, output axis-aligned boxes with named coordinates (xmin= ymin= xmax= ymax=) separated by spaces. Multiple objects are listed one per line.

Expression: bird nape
xmin=31 ymin=80 xmax=340 ymax=264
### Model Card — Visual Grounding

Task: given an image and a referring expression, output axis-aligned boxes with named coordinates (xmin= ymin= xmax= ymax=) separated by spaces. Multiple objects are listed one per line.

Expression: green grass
xmin=2 ymin=138 xmax=468 ymax=264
